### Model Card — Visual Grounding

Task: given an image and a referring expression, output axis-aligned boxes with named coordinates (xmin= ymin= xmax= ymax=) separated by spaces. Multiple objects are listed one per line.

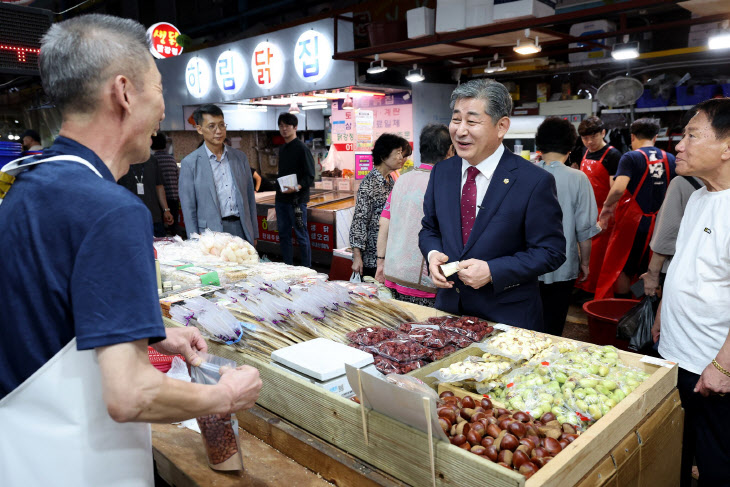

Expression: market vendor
xmin=0 ymin=14 xmax=262 ymax=485
xmin=419 ymin=79 xmax=566 ymax=331
xmin=652 ymin=98 xmax=730 ymax=487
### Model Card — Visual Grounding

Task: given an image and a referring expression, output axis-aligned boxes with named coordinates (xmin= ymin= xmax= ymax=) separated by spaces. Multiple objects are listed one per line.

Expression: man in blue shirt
xmin=0 ymin=14 xmax=261 ymax=485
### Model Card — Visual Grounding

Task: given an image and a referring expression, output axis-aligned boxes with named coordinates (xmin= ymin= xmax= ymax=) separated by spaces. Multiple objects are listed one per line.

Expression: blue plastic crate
xmin=636 ymin=89 xmax=669 ymax=108
xmin=676 ymin=85 xmax=721 ymax=106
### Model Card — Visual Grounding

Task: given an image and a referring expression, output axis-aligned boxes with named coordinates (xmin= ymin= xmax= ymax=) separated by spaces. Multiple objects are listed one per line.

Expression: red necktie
xmin=461 ymin=166 xmax=480 ymax=245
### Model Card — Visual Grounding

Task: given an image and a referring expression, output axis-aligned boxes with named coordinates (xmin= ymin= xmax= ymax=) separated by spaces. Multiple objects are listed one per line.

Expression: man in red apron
xmin=596 ymin=118 xmax=676 ymax=299
xmin=0 ymin=15 xmax=262 ymax=486
xmin=576 ymin=116 xmax=623 ymax=293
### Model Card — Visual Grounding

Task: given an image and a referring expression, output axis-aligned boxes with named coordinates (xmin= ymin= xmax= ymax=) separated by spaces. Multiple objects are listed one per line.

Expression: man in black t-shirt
xmin=575 ymin=116 xmax=623 ymax=293
xmin=118 ymin=155 xmax=173 ymax=237
xmin=275 ymin=113 xmax=315 ymax=267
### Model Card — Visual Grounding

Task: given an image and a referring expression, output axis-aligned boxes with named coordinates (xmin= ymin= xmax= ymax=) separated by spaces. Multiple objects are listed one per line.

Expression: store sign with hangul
xmin=293 ymin=30 xmax=331 ymax=83
xmin=215 ymin=50 xmax=247 ymax=95
xmin=251 ymin=41 xmax=283 ymax=90
xmin=147 ymin=22 xmax=182 ymax=59
xmin=185 ymin=56 xmax=212 ymax=98
xmin=257 ymin=216 xmax=334 ymax=252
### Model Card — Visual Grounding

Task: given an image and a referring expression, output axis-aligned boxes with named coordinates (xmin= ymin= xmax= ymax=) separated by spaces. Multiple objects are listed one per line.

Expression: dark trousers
xmin=538 ymin=279 xmax=575 ymax=337
xmin=153 ymin=222 xmax=166 ymax=238
xmin=275 ymin=200 xmax=311 ymax=268
xmin=675 ymin=367 xmax=730 ymax=487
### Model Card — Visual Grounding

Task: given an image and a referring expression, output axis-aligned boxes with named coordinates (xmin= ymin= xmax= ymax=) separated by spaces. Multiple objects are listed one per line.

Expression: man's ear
xmin=195 ymin=125 xmax=204 ymax=136
xmin=497 ymin=116 xmax=511 ymax=139
xmin=111 ymin=74 xmax=132 ymax=117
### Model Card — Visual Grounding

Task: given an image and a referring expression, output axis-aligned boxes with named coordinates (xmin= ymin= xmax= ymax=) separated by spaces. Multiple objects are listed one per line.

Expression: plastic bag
xmin=384 ymin=374 xmax=439 ymax=401
xmin=346 ymin=326 xmax=405 ymax=346
xmin=374 ymin=338 xmax=433 ymax=362
xmin=440 ymin=316 xmax=495 ymax=342
xmin=349 ymin=272 xmax=362 ymax=283
xmin=190 ymin=353 xmax=245 ymax=471
xmin=616 ymin=295 xmax=658 ymax=352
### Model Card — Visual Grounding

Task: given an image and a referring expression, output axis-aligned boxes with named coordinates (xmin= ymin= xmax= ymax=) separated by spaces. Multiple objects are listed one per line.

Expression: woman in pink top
xmin=375 ymin=124 xmax=454 ymax=306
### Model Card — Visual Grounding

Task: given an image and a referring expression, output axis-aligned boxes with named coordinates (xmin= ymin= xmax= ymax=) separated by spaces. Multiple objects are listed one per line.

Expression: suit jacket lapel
xmin=462 ymin=150 xmax=519 ymax=255
xmin=445 ymin=157 xmax=464 ymax=252
xmin=198 ymin=147 xmax=220 ymax=213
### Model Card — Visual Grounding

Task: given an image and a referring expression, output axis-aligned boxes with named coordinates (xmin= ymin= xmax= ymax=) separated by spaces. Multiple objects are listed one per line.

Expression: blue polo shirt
xmin=0 ymin=137 xmax=166 ymax=399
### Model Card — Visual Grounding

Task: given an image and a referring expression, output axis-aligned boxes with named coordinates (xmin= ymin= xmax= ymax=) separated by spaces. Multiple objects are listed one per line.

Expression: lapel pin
xmin=503 ymin=178 xmax=509 ymax=184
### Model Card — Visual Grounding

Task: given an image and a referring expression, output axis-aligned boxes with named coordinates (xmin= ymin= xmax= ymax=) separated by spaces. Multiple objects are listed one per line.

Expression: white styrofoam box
xmin=568 ymin=20 xmax=616 ymax=63
xmin=407 ymin=7 xmax=435 ymax=39
xmin=493 ymin=0 xmax=555 ymax=21
xmin=688 ymin=21 xmax=722 ymax=47
xmin=465 ymin=0 xmax=493 ymax=29
xmin=436 ymin=0 xmax=466 ymax=33
xmin=271 ymin=338 xmax=373 ymax=381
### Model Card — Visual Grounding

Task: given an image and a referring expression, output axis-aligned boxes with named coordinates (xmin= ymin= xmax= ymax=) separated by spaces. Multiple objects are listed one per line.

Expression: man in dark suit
xmin=179 ymin=104 xmax=258 ymax=243
xmin=419 ymin=79 xmax=566 ymax=331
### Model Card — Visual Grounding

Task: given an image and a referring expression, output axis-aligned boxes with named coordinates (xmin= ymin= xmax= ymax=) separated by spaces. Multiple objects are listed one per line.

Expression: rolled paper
xmin=439 ymin=261 xmax=460 ymax=278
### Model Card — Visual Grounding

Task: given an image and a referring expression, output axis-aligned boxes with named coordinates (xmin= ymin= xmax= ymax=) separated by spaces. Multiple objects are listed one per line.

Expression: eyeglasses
xmin=202 ymin=123 xmax=227 ymax=132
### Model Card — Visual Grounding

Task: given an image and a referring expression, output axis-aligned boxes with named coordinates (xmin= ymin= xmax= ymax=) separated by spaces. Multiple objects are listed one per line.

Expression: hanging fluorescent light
xmin=236 ymin=104 xmax=268 ymax=112
xmin=513 ymin=29 xmax=541 ymax=55
xmin=288 ymin=102 xmax=300 ymax=114
xmin=484 ymin=54 xmax=507 ymax=73
xmin=708 ymin=22 xmax=730 ymax=50
xmin=405 ymin=64 xmax=425 ymax=83
xmin=342 ymin=95 xmax=354 ymax=109
xmin=367 ymin=54 xmax=387 ymax=74
xmin=611 ymin=41 xmax=640 ymax=60
xmin=302 ymin=102 xmax=328 ymax=110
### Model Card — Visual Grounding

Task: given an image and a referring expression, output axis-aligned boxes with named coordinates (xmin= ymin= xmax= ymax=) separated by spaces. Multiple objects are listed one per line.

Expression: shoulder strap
xmin=682 ymin=175 xmax=702 ymax=190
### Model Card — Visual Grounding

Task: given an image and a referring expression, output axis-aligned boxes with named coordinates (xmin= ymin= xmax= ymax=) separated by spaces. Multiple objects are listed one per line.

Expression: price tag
xmin=322 ymin=180 xmax=334 ymax=190
xmin=640 ymin=356 xmax=676 ymax=368
xmin=337 ymin=180 xmax=351 ymax=192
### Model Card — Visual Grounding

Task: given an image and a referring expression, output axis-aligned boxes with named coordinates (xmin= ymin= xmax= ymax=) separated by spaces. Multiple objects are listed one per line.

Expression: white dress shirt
xmin=428 ymin=144 xmax=505 ymax=263
xmin=204 ymin=144 xmax=239 ymax=218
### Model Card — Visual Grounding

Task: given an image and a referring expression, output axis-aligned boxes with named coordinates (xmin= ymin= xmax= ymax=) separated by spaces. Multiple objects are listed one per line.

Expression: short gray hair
xmin=40 ymin=14 xmax=151 ymax=114
xmin=450 ymin=79 xmax=513 ymax=124
xmin=419 ymin=123 xmax=451 ymax=164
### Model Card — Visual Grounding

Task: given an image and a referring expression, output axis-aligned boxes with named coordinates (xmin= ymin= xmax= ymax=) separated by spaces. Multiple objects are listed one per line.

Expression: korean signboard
xmin=148 ymin=22 xmax=182 ymax=59
xmin=257 ymin=216 xmax=334 ymax=252
xmin=251 ymin=41 xmax=284 ymax=90
xmin=215 ymin=50 xmax=247 ymax=95
xmin=185 ymin=56 xmax=212 ymax=98
xmin=293 ymin=30 xmax=331 ymax=83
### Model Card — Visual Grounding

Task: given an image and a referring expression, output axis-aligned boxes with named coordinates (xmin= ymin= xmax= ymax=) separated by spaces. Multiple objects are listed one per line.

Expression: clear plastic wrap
xmin=373 ymin=338 xmax=433 ymax=362
xmin=439 ymin=316 xmax=495 ymax=342
xmin=399 ymin=323 xmax=450 ymax=349
xmin=373 ymin=355 xmax=426 ymax=374
xmin=346 ymin=327 xmax=406 ymax=346
xmin=384 ymin=374 xmax=439 ymax=401
xmin=477 ymin=328 xmax=555 ymax=362
xmin=427 ymin=355 xmax=513 ymax=383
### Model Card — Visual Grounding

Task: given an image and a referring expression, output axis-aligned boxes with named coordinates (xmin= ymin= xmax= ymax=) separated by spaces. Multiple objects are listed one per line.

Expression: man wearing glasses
xmin=179 ymin=104 xmax=258 ymax=244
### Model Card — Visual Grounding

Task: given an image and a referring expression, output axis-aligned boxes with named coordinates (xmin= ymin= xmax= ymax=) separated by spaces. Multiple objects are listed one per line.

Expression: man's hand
xmin=640 ymin=270 xmax=661 ymax=297
xmin=694 ymin=361 xmax=730 ymax=397
xmin=282 ymin=185 xmax=301 ymax=194
xmin=457 ymin=259 xmax=492 ymax=289
xmin=163 ymin=210 xmax=174 ymax=226
xmin=375 ymin=261 xmax=385 ymax=284
xmin=577 ymin=262 xmax=590 ymax=283
xmin=152 ymin=327 xmax=208 ymax=367
xmin=599 ymin=203 xmax=616 ymax=230
xmin=218 ymin=365 xmax=263 ymax=411
xmin=428 ymin=252 xmax=453 ymax=289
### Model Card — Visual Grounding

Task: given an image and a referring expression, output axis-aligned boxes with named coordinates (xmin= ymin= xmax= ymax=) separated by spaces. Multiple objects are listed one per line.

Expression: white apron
xmin=0 ymin=155 xmax=154 ymax=486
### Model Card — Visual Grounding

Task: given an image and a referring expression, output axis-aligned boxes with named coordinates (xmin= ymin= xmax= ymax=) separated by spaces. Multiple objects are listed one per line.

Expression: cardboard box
xmin=493 ymin=0 xmax=555 ymax=21
xmin=465 ymin=0 xmax=493 ymax=29
xmin=568 ymin=20 xmax=616 ymax=63
xmin=435 ymin=0 xmax=466 ymax=33
xmin=688 ymin=21 xmax=722 ymax=47
xmin=406 ymin=7 xmax=435 ymax=39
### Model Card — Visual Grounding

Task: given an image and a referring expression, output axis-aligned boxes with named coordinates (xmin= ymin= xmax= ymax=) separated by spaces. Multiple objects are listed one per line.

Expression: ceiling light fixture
xmin=513 ymin=29 xmax=541 ymax=55
xmin=405 ymin=64 xmax=425 ymax=83
xmin=288 ymin=102 xmax=300 ymax=114
xmin=367 ymin=54 xmax=387 ymax=74
xmin=484 ymin=54 xmax=507 ymax=73
xmin=709 ymin=21 xmax=730 ymax=50
xmin=342 ymin=95 xmax=354 ymax=109
xmin=302 ymin=102 xmax=328 ymax=110
xmin=611 ymin=35 xmax=639 ymax=60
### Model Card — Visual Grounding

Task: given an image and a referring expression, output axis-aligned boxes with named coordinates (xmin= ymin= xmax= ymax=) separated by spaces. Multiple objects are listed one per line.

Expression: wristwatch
xmin=163 ymin=208 xmax=170 ymax=212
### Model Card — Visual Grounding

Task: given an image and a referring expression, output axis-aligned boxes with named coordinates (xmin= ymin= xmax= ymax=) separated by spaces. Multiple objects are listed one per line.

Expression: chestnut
xmin=438 ymin=418 xmax=451 ymax=434
xmin=541 ymin=412 xmax=557 ymax=423
xmin=460 ymin=408 xmax=476 ymax=421
xmin=472 ymin=412 xmax=487 ymax=423
xmin=484 ymin=445 xmax=499 ymax=462
xmin=437 ymin=407 xmax=456 ymax=424
xmin=543 ymin=437 xmax=563 ymax=456
xmin=520 ymin=438 xmax=536 ymax=451
xmin=497 ymin=462 xmax=512 ymax=470
xmin=531 ymin=447 xmax=547 ymax=459
xmin=562 ymin=423 xmax=576 ymax=434
xmin=481 ymin=398 xmax=493 ymax=409
xmin=512 ymin=450 xmax=531 ymax=468
xmin=534 ymin=456 xmax=553 ymax=468
xmin=497 ymin=449 xmax=513 ymax=467
xmin=497 ymin=413 xmax=512 ymax=422
xmin=559 ymin=439 xmax=570 ymax=450
xmin=472 ymin=406 xmax=486 ymax=415
xmin=458 ymin=441 xmax=471 ymax=450
xmin=450 ymin=425 xmax=457 ymax=436
xmin=508 ymin=421 xmax=527 ymax=439
xmin=487 ymin=416 xmax=499 ymax=426
xmin=450 ymin=434 xmax=467 ymax=446
xmin=498 ymin=418 xmax=514 ymax=431
xmin=470 ymin=445 xmax=486 ymax=456
xmin=519 ymin=462 xmax=539 ymax=479
xmin=466 ymin=430 xmax=483 ymax=446
xmin=560 ymin=433 xmax=579 ymax=444
xmin=525 ymin=424 xmax=540 ymax=437
xmin=499 ymin=433 xmax=520 ymax=452
xmin=512 ymin=411 xmax=530 ymax=423
xmin=481 ymin=436 xmax=494 ymax=448
xmin=497 ymin=408 xmax=510 ymax=417
xmin=439 ymin=391 xmax=455 ymax=398
xmin=471 ymin=422 xmax=486 ymax=437
xmin=478 ymin=418 xmax=489 ymax=429
xmin=528 ymin=435 xmax=541 ymax=449
xmin=486 ymin=424 xmax=502 ymax=439
xmin=455 ymin=421 xmax=471 ymax=436
xmin=461 ymin=396 xmax=476 ymax=409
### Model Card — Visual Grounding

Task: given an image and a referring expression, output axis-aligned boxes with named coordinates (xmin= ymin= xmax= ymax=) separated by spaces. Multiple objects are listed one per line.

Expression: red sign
xmin=147 ymin=22 xmax=182 ymax=59
xmin=257 ymin=215 xmax=334 ymax=252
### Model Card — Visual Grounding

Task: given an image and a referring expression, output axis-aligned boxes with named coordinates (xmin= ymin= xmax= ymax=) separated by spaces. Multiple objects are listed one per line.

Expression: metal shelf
xmin=601 ymin=105 xmax=695 ymax=114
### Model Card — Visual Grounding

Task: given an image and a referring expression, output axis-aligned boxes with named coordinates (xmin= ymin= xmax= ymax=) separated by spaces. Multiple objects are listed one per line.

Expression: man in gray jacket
xmin=179 ymin=104 xmax=258 ymax=243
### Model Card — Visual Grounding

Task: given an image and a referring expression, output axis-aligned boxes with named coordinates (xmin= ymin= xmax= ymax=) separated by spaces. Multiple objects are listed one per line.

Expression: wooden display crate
xmin=163 ymin=301 xmax=680 ymax=487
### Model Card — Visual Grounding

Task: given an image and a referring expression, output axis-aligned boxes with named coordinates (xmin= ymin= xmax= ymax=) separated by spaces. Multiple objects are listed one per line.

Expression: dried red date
xmin=196 ymin=413 xmax=240 ymax=466
xmin=441 ymin=317 xmax=494 ymax=342
xmin=399 ymin=323 xmax=449 ymax=349
xmin=373 ymin=356 xmax=426 ymax=374
xmin=346 ymin=327 xmax=405 ymax=346
xmin=428 ymin=345 xmax=458 ymax=361
xmin=374 ymin=338 xmax=432 ymax=362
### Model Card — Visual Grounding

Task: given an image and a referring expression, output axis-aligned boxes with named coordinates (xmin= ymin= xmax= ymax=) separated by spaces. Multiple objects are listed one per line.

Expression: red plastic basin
xmin=582 ymin=299 xmax=640 ymax=351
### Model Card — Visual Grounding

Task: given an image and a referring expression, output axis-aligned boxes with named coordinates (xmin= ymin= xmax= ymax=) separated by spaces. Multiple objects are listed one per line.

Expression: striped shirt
xmin=153 ymin=150 xmax=179 ymax=201
xmin=204 ymin=144 xmax=239 ymax=218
